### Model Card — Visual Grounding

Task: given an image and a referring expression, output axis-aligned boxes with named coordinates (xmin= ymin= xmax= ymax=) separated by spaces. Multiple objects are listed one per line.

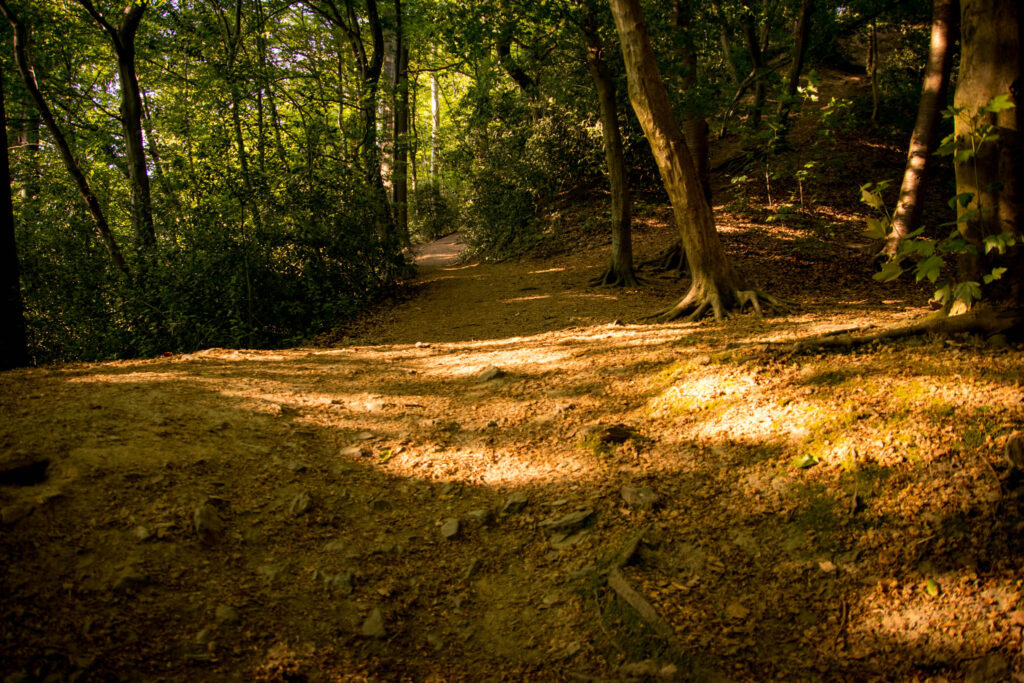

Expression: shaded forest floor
xmin=3 ymin=87 xmax=1024 ymax=680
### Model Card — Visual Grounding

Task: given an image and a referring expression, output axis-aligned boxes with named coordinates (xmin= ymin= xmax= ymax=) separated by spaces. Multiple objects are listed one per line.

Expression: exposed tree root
xmin=782 ymin=310 xmax=1019 ymax=353
xmin=589 ymin=264 xmax=643 ymax=288
xmin=645 ymin=280 xmax=789 ymax=323
xmin=639 ymin=241 xmax=687 ymax=278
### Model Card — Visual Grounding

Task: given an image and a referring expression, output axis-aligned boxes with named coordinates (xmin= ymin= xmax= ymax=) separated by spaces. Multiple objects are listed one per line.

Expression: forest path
xmin=412 ymin=232 xmax=466 ymax=268
xmin=3 ymin=207 xmax=1023 ymax=680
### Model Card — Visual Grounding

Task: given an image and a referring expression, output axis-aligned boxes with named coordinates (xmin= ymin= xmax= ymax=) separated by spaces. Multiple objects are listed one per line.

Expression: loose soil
xmin=3 ymin=103 xmax=1024 ymax=680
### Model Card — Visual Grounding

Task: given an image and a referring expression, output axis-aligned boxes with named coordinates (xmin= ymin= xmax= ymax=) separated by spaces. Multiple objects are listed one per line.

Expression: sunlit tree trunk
xmin=608 ymin=0 xmax=780 ymax=321
xmin=580 ymin=15 xmax=637 ymax=287
xmin=884 ymin=0 xmax=956 ymax=256
xmin=0 ymin=67 xmax=28 ymax=370
xmin=868 ymin=20 xmax=880 ymax=122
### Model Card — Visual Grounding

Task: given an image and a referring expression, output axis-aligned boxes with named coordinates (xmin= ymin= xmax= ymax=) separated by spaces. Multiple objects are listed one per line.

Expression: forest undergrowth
xmin=2 ymin=102 xmax=1023 ymax=681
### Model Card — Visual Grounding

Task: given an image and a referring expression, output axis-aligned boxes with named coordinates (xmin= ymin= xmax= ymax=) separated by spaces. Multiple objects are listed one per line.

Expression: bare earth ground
xmin=3 ymin=199 xmax=1023 ymax=681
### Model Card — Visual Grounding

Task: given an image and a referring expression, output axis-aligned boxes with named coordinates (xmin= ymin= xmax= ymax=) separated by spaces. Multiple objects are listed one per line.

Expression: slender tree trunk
xmin=77 ymin=0 xmax=155 ymax=250
xmin=742 ymin=9 xmax=767 ymax=130
xmin=776 ymin=0 xmax=814 ymax=137
xmin=883 ymin=0 xmax=956 ymax=256
xmin=430 ymin=69 xmax=440 ymax=180
xmin=0 ymin=67 xmax=28 ymax=370
xmin=869 ymin=20 xmax=880 ymax=121
xmin=0 ymin=1 xmax=128 ymax=276
xmin=608 ymin=0 xmax=779 ymax=321
xmin=392 ymin=0 xmax=410 ymax=247
xmin=954 ymin=0 xmax=1021 ymax=303
xmin=581 ymin=19 xmax=637 ymax=287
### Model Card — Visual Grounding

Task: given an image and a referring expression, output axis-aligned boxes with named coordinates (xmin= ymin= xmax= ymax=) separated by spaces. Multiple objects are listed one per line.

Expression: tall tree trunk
xmin=608 ymin=0 xmax=779 ymax=321
xmin=581 ymin=18 xmax=637 ymax=288
xmin=869 ymin=20 xmax=880 ymax=122
xmin=672 ymin=0 xmax=710 ymax=204
xmin=742 ymin=8 xmax=767 ymax=130
xmin=776 ymin=0 xmax=814 ymax=138
xmin=78 ymin=0 xmax=155 ymax=250
xmin=359 ymin=0 xmax=395 ymax=241
xmin=954 ymin=0 xmax=1021 ymax=306
xmin=0 ymin=67 xmax=28 ymax=370
xmin=430 ymin=69 xmax=440 ymax=180
xmin=392 ymin=0 xmax=410 ymax=247
xmin=884 ymin=0 xmax=956 ymax=256
xmin=0 ymin=0 xmax=129 ymax=276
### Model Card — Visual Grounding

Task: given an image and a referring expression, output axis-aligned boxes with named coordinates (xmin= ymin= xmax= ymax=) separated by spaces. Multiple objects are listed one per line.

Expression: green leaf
xmin=925 ymin=578 xmax=940 ymax=597
xmin=873 ymin=261 xmax=904 ymax=282
xmin=793 ymin=453 xmax=818 ymax=469
xmin=982 ymin=93 xmax=1016 ymax=113
xmin=860 ymin=185 xmax=885 ymax=211
xmin=983 ymin=267 xmax=1008 ymax=285
xmin=377 ymin=448 xmax=394 ymax=464
xmin=933 ymin=284 xmax=951 ymax=304
xmin=915 ymin=255 xmax=943 ymax=283
xmin=953 ymin=281 xmax=983 ymax=304
xmin=948 ymin=192 xmax=974 ymax=209
xmin=936 ymin=133 xmax=958 ymax=155
xmin=954 ymin=149 xmax=975 ymax=163
xmin=865 ymin=216 xmax=888 ymax=239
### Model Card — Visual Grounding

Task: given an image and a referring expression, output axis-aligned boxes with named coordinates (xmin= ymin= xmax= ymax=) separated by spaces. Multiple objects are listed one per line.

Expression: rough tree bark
xmin=430 ymin=69 xmax=440 ymax=180
xmin=0 ymin=0 xmax=129 ymax=276
xmin=77 ymin=0 xmax=155 ymax=250
xmin=742 ymin=7 xmax=768 ymax=130
xmin=608 ymin=0 xmax=781 ymax=321
xmin=0 ymin=67 xmax=28 ymax=370
xmin=954 ymin=0 xmax=1022 ymax=306
xmin=579 ymin=12 xmax=638 ymax=288
xmin=883 ymin=0 xmax=956 ymax=256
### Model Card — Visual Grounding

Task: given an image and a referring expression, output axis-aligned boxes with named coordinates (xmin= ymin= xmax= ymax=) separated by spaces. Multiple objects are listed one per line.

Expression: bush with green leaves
xmin=459 ymin=105 xmax=602 ymax=259
xmin=862 ymin=94 xmax=1017 ymax=313
xmin=411 ymin=181 xmax=459 ymax=243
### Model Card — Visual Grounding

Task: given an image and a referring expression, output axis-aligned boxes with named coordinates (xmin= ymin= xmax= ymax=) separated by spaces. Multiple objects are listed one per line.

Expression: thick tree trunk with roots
xmin=608 ymin=0 xmax=780 ymax=321
xmin=883 ymin=0 xmax=956 ymax=257
xmin=581 ymin=17 xmax=638 ymax=288
xmin=954 ymin=0 xmax=1022 ymax=312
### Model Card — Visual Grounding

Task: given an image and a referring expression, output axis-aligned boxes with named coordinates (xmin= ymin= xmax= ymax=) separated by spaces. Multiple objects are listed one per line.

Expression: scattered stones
xmin=112 ymin=567 xmax=148 ymax=592
xmin=131 ymin=525 xmax=153 ymax=542
xmin=214 ymin=604 xmax=239 ymax=625
xmin=440 ymin=518 xmax=460 ymax=539
xmin=256 ymin=563 xmax=287 ymax=583
xmin=550 ymin=529 xmax=590 ymax=551
xmin=621 ymin=486 xmax=659 ymax=509
xmin=540 ymin=507 xmax=594 ymax=532
xmin=314 ymin=569 xmax=354 ymax=594
xmin=354 ymin=431 xmax=375 ymax=441
xmin=501 ymin=493 xmax=529 ymax=515
xmin=414 ymin=341 xmax=430 ymax=348
xmin=340 ymin=445 xmax=368 ymax=458
xmin=0 ymin=455 xmax=49 ymax=487
xmin=466 ymin=508 xmax=494 ymax=526
xmin=193 ymin=501 xmax=224 ymax=546
xmin=323 ymin=539 xmax=347 ymax=553
xmin=1 ymin=504 xmax=33 ymax=526
xmin=477 ymin=366 xmax=506 ymax=382
xmin=289 ymin=491 xmax=313 ymax=516
xmin=361 ymin=607 xmax=386 ymax=638
xmin=1005 ymin=433 xmax=1024 ymax=470
xmin=725 ymin=601 xmax=750 ymax=620
xmin=464 ymin=557 xmax=482 ymax=580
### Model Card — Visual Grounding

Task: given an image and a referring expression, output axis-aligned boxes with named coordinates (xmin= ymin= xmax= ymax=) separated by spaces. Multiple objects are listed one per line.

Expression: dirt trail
xmin=2 ymin=221 xmax=1023 ymax=681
